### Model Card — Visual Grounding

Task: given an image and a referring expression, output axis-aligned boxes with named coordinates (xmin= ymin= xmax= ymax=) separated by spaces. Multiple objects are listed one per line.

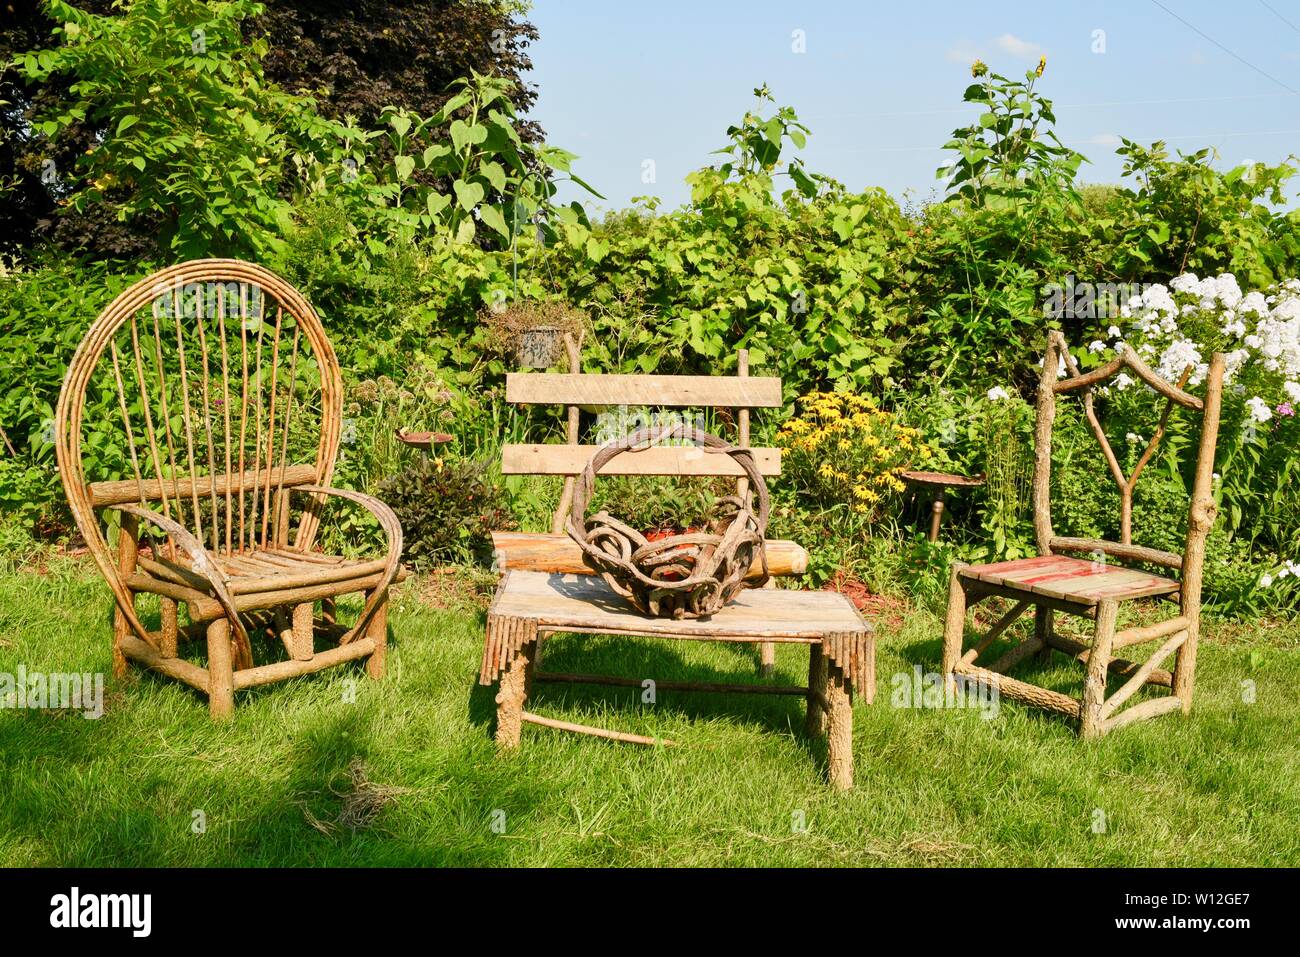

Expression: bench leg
xmin=207 ymin=618 xmax=235 ymax=721
xmin=826 ymin=661 xmax=854 ymax=791
xmin=806 ymin=643 xmax=827 ymax=737
xmin=495 ymin=624 xmax=537 ymax=750
xmin=760 ymin=641 xmax=775 ymax=678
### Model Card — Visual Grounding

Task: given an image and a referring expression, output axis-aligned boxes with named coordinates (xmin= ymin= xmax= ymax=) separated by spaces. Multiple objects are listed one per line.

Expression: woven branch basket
xmin=565 ymin=425 xmax=770 ymax=619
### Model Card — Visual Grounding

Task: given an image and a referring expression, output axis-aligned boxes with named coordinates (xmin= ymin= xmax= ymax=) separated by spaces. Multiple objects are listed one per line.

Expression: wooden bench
xmin=480 ymin=345 xmax=874 ymax=789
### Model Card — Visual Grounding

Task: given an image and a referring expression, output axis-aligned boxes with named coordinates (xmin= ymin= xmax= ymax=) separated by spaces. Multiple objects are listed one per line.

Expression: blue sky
xmin=525 ymin=0 xmax=1300 ymax=212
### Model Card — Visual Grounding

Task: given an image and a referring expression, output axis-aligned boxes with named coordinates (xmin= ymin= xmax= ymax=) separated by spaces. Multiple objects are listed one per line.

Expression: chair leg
xmin=825 ymin=661 xmax=854 ymax=791
xmin=111 ymin=513 xmax=139 ymax=679
xmin=1035 ymin=605 xmax=1053 ymax=664
xmin=759 ymin=641 xmax=775 ymax=678
xmin=365 ymin=589 xmax=388 ymax=680
xmin=159 ymin=598 xmax=179 ymax=658
xmin=940 ymin=562 xmax=968 ymax=685
xmin=1172 ymin=622 xmax=1198 ymax=715
xmin=495 ymin=626 xmax=537 ymax=750
xmin=1080 ymin=599 xmax=1118 ymax=739
xmin=806 ymin=643 xmax=827 ymax=737
xmin=290 ymin=601 xmax=314 ymax=661
xmin=207 ymin=618 xmax=235 ymax=720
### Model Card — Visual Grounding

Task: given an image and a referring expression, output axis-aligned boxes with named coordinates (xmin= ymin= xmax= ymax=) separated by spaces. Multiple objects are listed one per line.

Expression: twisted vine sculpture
xmin=565 ymin=425 xmax=770 ymax=619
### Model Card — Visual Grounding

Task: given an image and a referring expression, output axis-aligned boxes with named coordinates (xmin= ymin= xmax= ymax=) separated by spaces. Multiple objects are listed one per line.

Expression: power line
xmin=824 ymin=128 xmax=1300 ymax=154
xmin=804 ymin=90 xmax=1300 ymax=122
xmin=1149 ymin=0 xmax=1300 ymax=95
xmin=1258 ymin=0 xmax=1300 ymax=35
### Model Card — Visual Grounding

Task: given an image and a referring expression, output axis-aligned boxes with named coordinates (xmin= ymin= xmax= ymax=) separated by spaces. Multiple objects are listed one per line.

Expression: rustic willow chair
xmin=56 ymin=260 xmax=403 ymax=719
xmin=940 ymin=331 xmax=1224 ymax=737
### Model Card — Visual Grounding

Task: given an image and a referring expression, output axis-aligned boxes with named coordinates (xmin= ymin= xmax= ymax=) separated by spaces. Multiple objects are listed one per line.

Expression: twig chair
xmin=55 ymin=259 xmax=404 ymax=719
xmin=940 ymin=332 xmax=1224 ymax=737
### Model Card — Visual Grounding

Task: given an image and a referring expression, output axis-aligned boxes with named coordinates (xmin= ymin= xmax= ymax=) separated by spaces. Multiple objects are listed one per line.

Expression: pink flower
xmin=1278 ymin=402 xmax=1295 ymax=417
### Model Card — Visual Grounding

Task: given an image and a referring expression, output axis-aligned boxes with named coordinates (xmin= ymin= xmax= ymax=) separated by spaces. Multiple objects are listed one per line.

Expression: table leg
xmin=928 ymin=488 xmax=946 ymax=542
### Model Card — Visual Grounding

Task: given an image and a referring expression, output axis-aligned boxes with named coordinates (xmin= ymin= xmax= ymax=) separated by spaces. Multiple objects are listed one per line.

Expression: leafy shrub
xmin=377 ymin=456 xmax=511 ymax=568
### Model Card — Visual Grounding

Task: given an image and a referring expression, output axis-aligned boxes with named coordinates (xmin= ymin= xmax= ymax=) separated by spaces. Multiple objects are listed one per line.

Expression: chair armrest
xmin=110 ymin=503 xmax=252 ymax=663
xmin=291 ymin=485 xmax=404 ymax=641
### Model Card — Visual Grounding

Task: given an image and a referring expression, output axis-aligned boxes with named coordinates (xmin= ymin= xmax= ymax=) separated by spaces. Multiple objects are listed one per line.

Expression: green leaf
xmin=425 ymin=191 xmax=450 ymax=218
xmin=481 ymin=161 xmax=507 ymax=193
xmin=479 ymin=204 xmax=509 ymax=238
xmin=116 ymin=114 xmax=138 ymax=135
xmin=394 ymin=155 xmax=415 ymax=181
xmin=453 ymin=179 xmax=485 ymax=211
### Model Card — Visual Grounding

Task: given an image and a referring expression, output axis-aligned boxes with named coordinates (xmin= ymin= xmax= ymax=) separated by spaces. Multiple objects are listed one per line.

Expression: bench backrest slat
xmin=501 ymin=444 xmax=781 ymax=477
xmin=506 ymin=373 xmax=782 ymax=409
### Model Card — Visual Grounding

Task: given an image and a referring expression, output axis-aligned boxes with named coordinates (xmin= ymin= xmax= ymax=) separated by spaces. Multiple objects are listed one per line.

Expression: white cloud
xmin=994 ymin=33 xmax=1045 ymax=59
xmin=945 ymin=40 xmax=983 ymax=64
xmin=1087 ymin=133 xmax=1121 ymax=147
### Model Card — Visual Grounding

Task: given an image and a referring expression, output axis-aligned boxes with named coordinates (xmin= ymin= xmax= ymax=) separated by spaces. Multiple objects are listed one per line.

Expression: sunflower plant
xmin=776 ymin=391 xmax=937 ymax=519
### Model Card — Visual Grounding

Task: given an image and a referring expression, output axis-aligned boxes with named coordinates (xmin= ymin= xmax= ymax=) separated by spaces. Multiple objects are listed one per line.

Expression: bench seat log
xmin=491 ymin=531 xmax=807 ymax=578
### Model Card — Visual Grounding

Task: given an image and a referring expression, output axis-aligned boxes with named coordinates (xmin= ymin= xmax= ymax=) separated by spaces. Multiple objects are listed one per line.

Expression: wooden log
xmin=1054 ymin=349 xmax=1204 ymax=411
xmin=1049 ymin=537 xmax=1183 ymax=571
xmin=89 ymin=463 xmax=317 ymax=507
xmin=494 ymin=620 xmax=535 ymax=749
xmin=825 ymin=661 xmax=854 ymax=791
xmin=1175 ymin=352 xmax=1224 ymax=713
xmin=1080 ymin=599 xmax=1118 ymax=738
xmin=365 ymin=589 xmax=387 ymax=680
xmin=1035 ymin=604 xmax=1054 ymax=664
xmin=953 ymin=663 xmax=1081 ymax=717
xmin=1045 ymin=632 xmax=1173 ymax=687
xmin=985 ymin=633 xmax=1045 ymax=676
xmin=1100 ymin=630 xmax=1187 ymax=719
xmin=128 ymin=570 xmax=390 ymax=620
xmin=1113 ymin=614 xmax=1190 ymax=649
xmin=1100 ymin=695 xmax=1184 ymax=734
xmin=231 ymin=637 xmax=376 ymax=690
xmin=806 ymin=643 xmax=827 ymax=737
xmin=290 ymin=601 xmax=314 ymax=661
xmin=940 ymin=562 xmax=968 ymax=681
xmin=112 ymin=512 xmax=139 ymax=677
xmin=960 ymin=598 xmax=1031 ymax=666
xmin=534 ymin=671 xmax=810 ymax=696
xmin=159 ymin=598 xmax=179 ymax=658
xmin=231 ymin=558 xmax=391 ymax=595
xmin=1033 ymin=334 xmax=1061 ymax=553
xmin=490 ymin=531 xmax=807 ymax=578
xmin=118 ymin=634 xmax=209 ymax=693
xmin=520 ymin=711 xmax=677 ymax=747
xmin=206 ymin=618 xmax=234 ymax=720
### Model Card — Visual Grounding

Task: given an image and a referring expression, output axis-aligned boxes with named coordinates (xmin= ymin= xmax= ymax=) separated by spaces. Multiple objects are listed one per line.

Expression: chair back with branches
xmin=56 ymin=259 xmax=344 ymax=647
xmin=1033 ymin=331 xmax=1225 ymax=625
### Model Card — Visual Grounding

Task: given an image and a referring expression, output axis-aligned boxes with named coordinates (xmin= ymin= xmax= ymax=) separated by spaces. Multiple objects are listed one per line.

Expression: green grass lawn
xmin=1 ymin=557 xmax=1296 ymax=867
